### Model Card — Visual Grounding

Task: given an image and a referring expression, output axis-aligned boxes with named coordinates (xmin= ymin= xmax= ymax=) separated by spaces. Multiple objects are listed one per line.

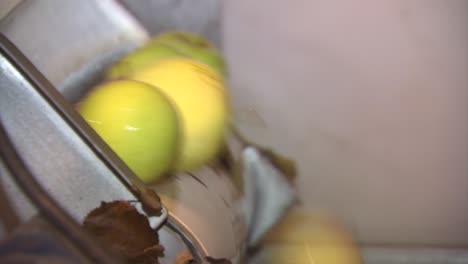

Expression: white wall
xmin=222 ymin=0 xmax=468 ymax=245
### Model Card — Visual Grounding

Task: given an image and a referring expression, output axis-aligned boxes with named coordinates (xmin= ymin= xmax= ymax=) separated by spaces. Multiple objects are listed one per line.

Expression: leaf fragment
xmin=83 ymin=201 xmax=164 ymax=264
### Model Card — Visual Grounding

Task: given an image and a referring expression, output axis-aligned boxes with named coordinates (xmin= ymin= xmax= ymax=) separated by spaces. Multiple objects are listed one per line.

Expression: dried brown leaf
xmin=83 ymin=201 xmax=164 ymax=264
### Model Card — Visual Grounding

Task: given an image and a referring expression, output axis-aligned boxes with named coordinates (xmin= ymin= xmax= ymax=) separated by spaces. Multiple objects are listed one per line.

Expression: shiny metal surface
xmin=0 ymin=88 xmax=119 ymax=263
xmin=154 ymin=166 xmax=245 ymax=261
xmin=159 ymin=215 xmax=206 ymax=263
xmin=0 ymin=37 xmax=144 ymax=225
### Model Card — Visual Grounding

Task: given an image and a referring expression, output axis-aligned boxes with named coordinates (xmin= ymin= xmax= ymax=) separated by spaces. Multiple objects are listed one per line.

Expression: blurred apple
xmin=257 ymin=209 xmax=362 ymax=264
xmin=77 ymin=80 xmax=181 ymax=184
xmin=106 ymin=31 xmax=226 ymax=79
xmin=129 ymin=57 xmax=230 ymax=171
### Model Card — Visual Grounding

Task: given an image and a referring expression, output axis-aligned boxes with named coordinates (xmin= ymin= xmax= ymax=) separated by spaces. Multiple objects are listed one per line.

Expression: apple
xmin=259 ymin=209 xmax=362 ymax=264
xmin=129 ymin=57 xmax=229 ymax=171
xmin=152 ymin=31 xmax=227 ymax=76
xmin=106 ymin=43 xmax=180 ymax=79
xmin=106 ymin=31 xmax=226 ymax=79
xmin=77 ymin=80 xmax=181 ymax=184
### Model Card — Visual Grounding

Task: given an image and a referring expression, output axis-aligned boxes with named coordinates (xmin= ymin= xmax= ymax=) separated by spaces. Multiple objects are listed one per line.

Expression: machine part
xmin=153 ymin=166 xmax=246 ymax=262
xmin=240 ymin=147 xmax=297 ymax=247
xmin=0 ymin=122 xmax=118 ymax=263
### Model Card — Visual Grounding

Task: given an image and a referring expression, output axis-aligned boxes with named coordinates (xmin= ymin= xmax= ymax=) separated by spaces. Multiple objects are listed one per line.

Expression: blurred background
xmin=0 ymin=0 xmax=467 ymax=263
xmin=223 ymin=0 xmax=468 ymax=246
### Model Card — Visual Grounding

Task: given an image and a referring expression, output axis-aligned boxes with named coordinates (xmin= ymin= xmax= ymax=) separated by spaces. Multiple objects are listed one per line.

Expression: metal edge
xmin=0 ymin=95 xmax=119 ymax=263
xmin=165 ymin=213 xmax=208 ymax=263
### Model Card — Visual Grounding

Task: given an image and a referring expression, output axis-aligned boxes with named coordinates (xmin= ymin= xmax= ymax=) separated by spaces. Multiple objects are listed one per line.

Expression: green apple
xmin=152 ymin=31 xmax=227 ymax=76
xmin=77 ymin=80 xmax=181 ymax=184
xmin=106 ymin=31 xmax=227 ymax=79
xmin=106 ymin=43 xmax=181 ymax=80
xmin=129 ymin=57 xmax=230 ymax=171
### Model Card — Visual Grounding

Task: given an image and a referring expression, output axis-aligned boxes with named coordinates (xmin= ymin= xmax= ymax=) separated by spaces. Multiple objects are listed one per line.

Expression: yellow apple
xmin=259 ymin=209 xmax=362 ymax=264
xmin=76 ymin=80 xmax=181 ymax=184
xmin=129 ymin=58 xmax=229 ymax=171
